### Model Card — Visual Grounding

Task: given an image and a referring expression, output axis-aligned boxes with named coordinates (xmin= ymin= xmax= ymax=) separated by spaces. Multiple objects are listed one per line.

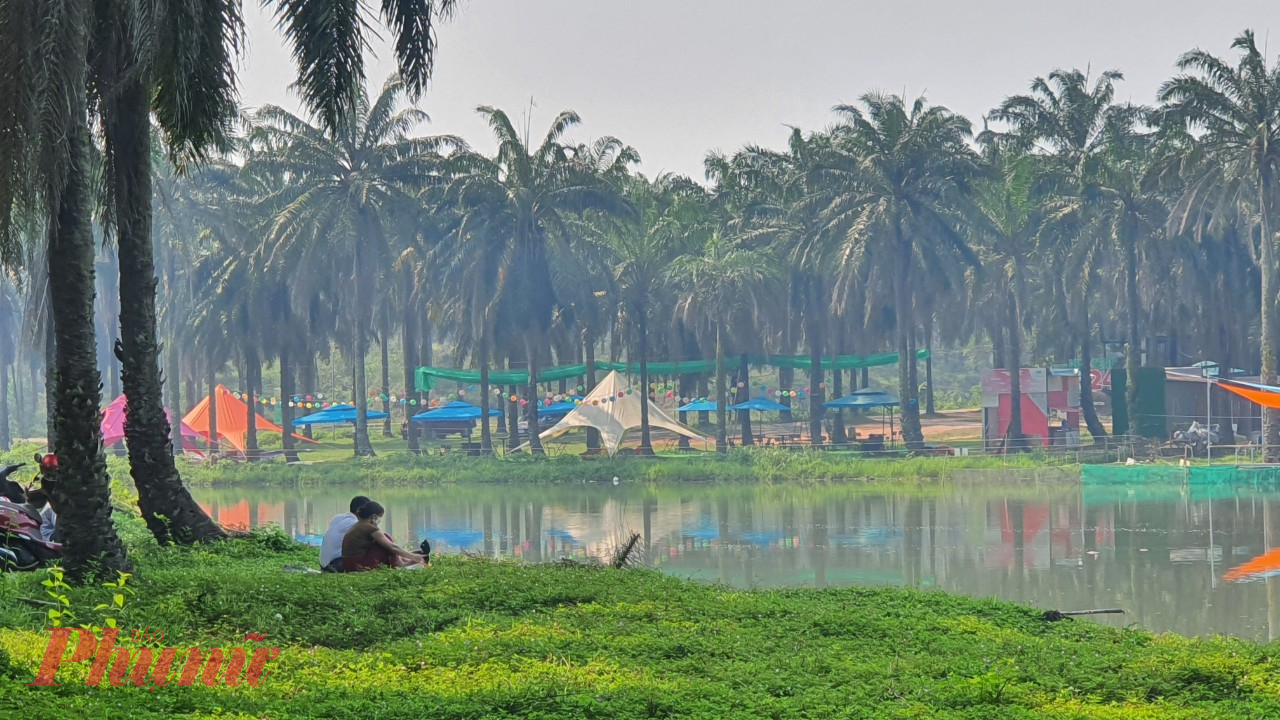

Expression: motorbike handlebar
xmin=0 ymin=463 xmax=26 ymax=479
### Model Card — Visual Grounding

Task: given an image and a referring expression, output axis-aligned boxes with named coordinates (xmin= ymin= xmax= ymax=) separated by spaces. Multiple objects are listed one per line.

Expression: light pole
xmin=1200 ymin=361 xmax=1219 ymax=464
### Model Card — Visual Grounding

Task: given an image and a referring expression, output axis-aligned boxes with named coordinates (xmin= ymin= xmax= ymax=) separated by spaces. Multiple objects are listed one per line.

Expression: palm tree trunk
xmin=207 ymin=366 xmax=219 ymax=455
xmin=46 ymin=104 xmax=131 ymax=580
xmin=526 ymin=335 xmax=544 ymax=454
xmin=715 ymin=325 xmax=727 ymax=453
xmin=379 ymin=305 xmax=393 ymax=438
xmin=44 ymin=302 xmax=56 ymax=448
xmin=807 ymin=282 xmax=824 ymax=447
xmin=1258 ymin=178 xmax=1279 ymax=462
xmin=584 ymin=330 xmax=601 ymax=453
xmin=924 ymin=313 xmax=936 ymax=416
xmin=351 ymin=239 xmax=374 ymax=457
xmin=1123 ymin=226 xmax=1142 ymax=422
xmin=479 ymin=331 xmax=492 ymax=453
xmin=1006 ymin=294 xmax=1024 ymax=449
xmin=245 ymin=349 xmax=258 ymax=458
xmin=637 ymin=304 xmax=653 ymax=454
xmin=280 ymin=333 xmax=299 ymax=463
xmin=894 ymin=238 xmax=924 ymax=449
xmin=1078 ymin=279 xmax=1108 ymax=440
xmin=0 ymin=359 xmax=10 ymax=450
xmin=402 ymin=282 xmax=421 ymax=454
xmin=738 ymin=353 xmax=753 ymax=445
xmin=167 ymin=328 xmax=182 ymax=456
xmin=102 ymin=74 xmax=223 ymax=542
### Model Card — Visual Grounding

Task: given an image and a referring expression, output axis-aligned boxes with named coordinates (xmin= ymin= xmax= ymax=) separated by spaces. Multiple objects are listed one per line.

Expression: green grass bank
xmin=3 ymin=522 xmax=1280 ymax=719
xmin=174 ymin=448 xmax=1084 ymax=487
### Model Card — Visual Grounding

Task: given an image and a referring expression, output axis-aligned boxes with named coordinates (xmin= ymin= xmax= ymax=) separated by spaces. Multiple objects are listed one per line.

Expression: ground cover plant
xmin=3 ymin=520 xmax=1279 ymax=719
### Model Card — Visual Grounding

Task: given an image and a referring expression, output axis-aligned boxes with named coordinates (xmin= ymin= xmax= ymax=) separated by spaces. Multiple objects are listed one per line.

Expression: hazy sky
xmin=240 ymin=1 xmax=1277 ymax=179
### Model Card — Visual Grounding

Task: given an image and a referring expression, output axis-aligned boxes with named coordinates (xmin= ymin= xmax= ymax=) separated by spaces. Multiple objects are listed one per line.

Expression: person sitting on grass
xmin=320 ymin=495 xmax=370 ymax=572
xmin=341 ymin=501 xmax=428 ymax=572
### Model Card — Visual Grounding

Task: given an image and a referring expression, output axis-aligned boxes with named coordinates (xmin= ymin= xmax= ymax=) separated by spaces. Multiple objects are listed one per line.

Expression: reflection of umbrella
xmin=681 ymin=527 xmax=719 ymax=540
xmin=546 ymin=528 xmax=578 ymax=542
xmin=294 ymin=533 xmax=324 ymax=547
xmin=1224 ymin=548 xmax=1280 ymax=582
xmin=422 ymin=528 xmax=485 ymax=548
xmin=737 ymin=531 xmax=782 ymax=545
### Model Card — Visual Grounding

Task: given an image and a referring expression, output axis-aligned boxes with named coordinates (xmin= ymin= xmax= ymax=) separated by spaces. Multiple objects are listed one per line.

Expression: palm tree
xmin=447 ymin=108 xmax=631 ymax=453
xmin=583 ymin=175 xmax=701 ymax=453
xmin=0 ymin=1 xmax=132 ymax=579
xmin=252 ymin=77 xmax=447 ymax=456
xmin=817 ymin=94 xmax=979 ymax=449
xmin=669 ymin=235 xmax=777 ymax=453
xmin=967 ymin=143 xmax=1044 ymax=446
xmin=1159 ymin=30 xmax=1280 ymax=459
xmin=990 ymin=68 xmax=1137 ymax=440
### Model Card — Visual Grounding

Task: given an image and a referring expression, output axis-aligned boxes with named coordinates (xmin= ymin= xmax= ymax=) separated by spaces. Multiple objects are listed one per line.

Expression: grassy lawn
xmin=3 ymin=522 xmax=1279 ymax=719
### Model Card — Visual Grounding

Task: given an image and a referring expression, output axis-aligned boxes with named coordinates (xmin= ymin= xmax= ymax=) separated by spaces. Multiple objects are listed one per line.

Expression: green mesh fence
xmin=1082 ymin=464 xmax=1280 ymax=486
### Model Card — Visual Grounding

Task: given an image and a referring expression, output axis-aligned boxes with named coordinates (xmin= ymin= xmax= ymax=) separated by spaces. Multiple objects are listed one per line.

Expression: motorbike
xmin=0 ymin=463 xmax=62 ymax=571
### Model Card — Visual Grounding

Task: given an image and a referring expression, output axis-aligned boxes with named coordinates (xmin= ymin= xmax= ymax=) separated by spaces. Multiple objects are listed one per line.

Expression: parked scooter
xmin=0 ymin=462 xmax=62 ymax=571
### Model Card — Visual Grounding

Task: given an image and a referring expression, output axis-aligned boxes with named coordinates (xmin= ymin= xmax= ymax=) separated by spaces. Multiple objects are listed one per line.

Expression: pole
xmin=1206 ymin=374 xmax=1212 ymax=465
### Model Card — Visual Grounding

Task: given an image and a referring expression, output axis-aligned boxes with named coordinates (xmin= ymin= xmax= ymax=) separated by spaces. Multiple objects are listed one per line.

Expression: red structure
xmin=981 ymin=368 xmax=1082 ymax=447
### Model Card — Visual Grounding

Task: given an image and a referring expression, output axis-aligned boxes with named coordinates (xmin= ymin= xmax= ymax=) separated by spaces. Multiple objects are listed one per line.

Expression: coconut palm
xmin=1158 ymin=30 xmax=1280 ymax=459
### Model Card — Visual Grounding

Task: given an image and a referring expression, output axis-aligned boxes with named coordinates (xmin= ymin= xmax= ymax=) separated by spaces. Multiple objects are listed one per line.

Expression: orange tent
xmin=183 ymin=384 xmax=312 ymax=453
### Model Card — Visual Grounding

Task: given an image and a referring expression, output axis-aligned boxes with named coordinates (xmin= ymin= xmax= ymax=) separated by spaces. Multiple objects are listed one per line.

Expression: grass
xmin=173 ymin=447 xmax=1087 ymax=488
xmin=3 ymin=519 xmax=1279 ymax=718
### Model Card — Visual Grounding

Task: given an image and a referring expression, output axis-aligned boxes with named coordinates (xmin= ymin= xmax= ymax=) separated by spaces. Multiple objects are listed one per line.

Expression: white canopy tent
xmin=524 ymin=370 xmax=709 ymax=455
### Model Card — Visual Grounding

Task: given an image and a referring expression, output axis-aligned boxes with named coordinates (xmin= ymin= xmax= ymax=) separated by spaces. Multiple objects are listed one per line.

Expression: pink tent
xmin=102 ymin=395 xmax=204 ymax=454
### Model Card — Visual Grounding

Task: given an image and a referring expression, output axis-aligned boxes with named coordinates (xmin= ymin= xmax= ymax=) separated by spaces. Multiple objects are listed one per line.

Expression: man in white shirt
xmin=320 ymin=495 xmax=370 ymax=572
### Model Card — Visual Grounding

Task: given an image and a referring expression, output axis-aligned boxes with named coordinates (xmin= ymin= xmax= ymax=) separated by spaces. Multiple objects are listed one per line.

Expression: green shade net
xmin=415 ymin=351 xmax=931 ymax=392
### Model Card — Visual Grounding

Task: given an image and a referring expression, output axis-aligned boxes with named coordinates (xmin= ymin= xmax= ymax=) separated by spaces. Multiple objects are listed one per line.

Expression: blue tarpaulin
xmin=411 ymin=400 xmax=503 ymax=422
xmin=727 ymin=397 xmax=790 ymax=412
xmin=292 ymin=403 xmax=389 ymax=427
xmin=823 ymin=388 xmax=900 ymax=409
xmin=676 ymin=399 xmax=719 ymax=412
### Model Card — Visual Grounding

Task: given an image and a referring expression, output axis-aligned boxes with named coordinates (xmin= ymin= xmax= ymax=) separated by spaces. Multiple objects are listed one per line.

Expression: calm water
xmin=192 ymin=477 xmax=1280 ymax=642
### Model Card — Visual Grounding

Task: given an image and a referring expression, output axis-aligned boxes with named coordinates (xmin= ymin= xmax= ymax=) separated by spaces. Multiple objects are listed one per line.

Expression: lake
xmin=191 ymin=476 xmax=1280 ymax=642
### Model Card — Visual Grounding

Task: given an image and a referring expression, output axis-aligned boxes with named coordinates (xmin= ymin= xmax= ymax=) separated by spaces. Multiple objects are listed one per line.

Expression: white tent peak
xmin=528 ymin=370 xmax=708 ymax=456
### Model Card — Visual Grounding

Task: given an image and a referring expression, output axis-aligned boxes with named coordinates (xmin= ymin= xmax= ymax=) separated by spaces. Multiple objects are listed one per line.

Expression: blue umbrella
xmin=292 ymin=403 xmax=389 ymax=427
xmin=538 ymin=396 xmax=583 ymax=416
xmin=823 ymin=388 xmax=899 ymax=409
xmin=411 ymin=400 xmax=503 ymax=422
xmin=676 ymin=399 xmax=719 ymax=413
xmin=727 ymin=396 xmax=790 ymax=412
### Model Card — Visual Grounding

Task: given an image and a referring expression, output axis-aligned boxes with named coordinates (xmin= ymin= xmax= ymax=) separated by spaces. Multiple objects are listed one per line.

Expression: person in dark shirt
xmin=340 ymin=501 xmax=427 ymax=571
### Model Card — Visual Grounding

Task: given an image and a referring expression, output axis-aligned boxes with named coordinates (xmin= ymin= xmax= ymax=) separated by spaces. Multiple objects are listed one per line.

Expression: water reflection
xmin=193 ymin=481 xmax=1280 ymax=641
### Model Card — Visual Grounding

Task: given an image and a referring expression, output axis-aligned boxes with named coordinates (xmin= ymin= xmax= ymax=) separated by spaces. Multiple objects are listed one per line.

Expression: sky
xmin=239 ymin=0 xmax=1278 ymax=180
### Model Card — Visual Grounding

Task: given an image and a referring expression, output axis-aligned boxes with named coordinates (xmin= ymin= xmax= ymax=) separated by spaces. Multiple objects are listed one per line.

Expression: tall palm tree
xmin=1159 ymin=30 xmax=1280 ymax=459
xmin=583 ymin=175 xmax=700 ymax=453
xmin=669 ymin=235 xmax=777 ymax=453
xmin=990 ymin=68 xmax=1137 ymax=440
xmin=252 ymin=77 xmax=447 ymax=456
xmin=448 ymin=108 xmax=630 ymax=453
xmin=0 ymin=0 xmax=132 ymax=579
xmin=817 ymin=94 xmax=979 ymax=449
